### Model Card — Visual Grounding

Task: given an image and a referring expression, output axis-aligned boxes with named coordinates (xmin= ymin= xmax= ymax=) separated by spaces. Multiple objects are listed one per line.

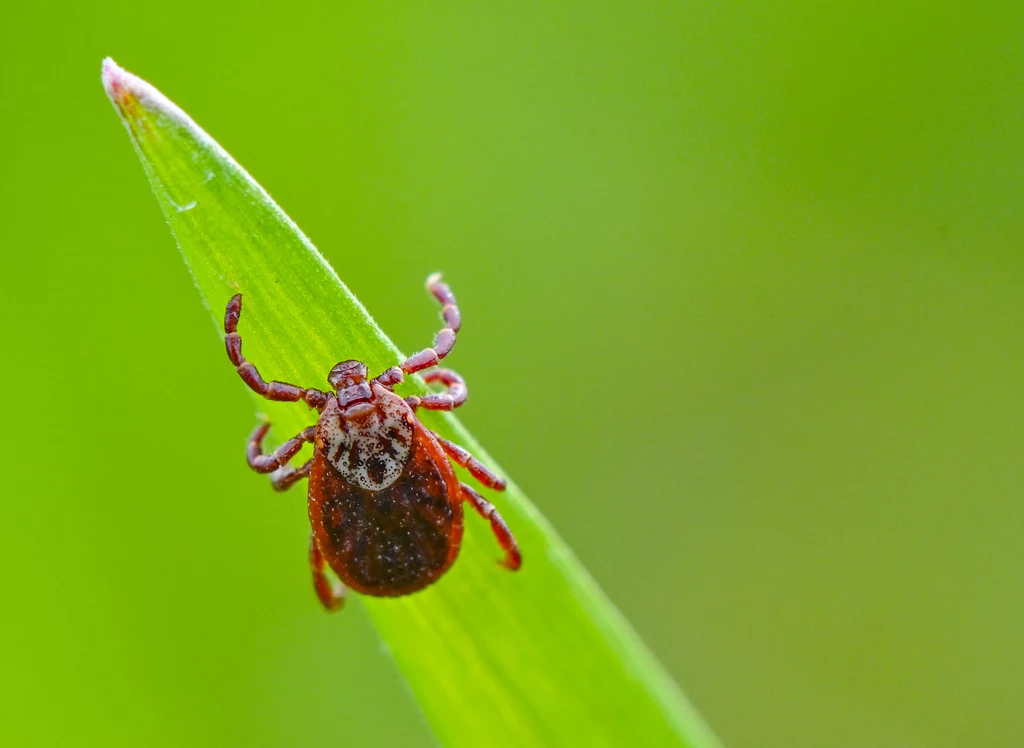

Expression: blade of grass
xmin=101 ymin=58 xmax=721 ymax=748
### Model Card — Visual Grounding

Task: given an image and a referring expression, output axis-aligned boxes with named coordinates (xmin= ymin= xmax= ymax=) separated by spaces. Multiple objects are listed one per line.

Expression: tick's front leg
xmin=246 ymin=422 xmax=316 ymax=474
xmin=461 ymin=483 xmax=521 ymax=571
xmin=398 ymin=274 xmax=461 ymax=375
xmin=310 ymin=534 xmax=347 ymax=611
xmin=224 ymin=294 xmax=329 ymax=410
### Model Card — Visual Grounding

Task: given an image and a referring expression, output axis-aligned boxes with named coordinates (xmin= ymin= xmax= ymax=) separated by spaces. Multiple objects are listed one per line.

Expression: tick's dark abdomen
xmin=308 ymin=430 xmax=464 ymax=596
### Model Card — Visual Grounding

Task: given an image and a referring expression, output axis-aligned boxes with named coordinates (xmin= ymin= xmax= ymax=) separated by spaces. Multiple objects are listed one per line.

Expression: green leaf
xmin=102 ymin=58 xmax=721 ymax=748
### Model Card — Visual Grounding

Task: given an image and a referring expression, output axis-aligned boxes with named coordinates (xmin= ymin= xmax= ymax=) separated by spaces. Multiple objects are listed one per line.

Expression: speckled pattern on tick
xmin=224 ymin=274 xmax=521 ymax=610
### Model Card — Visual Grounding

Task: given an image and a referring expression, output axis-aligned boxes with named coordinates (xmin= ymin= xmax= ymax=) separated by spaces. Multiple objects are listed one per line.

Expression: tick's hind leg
xmin=405 ymin=368 xmax=468 ymax=411
xmin=433 ymin=434 xmax=506 ymax=490
xmin=224 ymin=294 xmax=329 ymax=410
xmin=399 ymin=274 xmax=461 ymax=375
xmin=247 ymin=422 xmax=316 ymax=474
xmin=461 ymin=484 xmax=521 ymax=571
xmin=310 ymin=534 xmax=347 ymax=611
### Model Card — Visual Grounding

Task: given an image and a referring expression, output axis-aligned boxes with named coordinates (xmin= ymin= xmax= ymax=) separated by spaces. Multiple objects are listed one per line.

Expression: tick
xmin=223 ymin=274 xmax=521 ymax=611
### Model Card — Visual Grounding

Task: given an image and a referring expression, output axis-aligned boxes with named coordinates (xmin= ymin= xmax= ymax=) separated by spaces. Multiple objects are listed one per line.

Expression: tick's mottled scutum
xmin=225 ymin=274 xmax=521 ymax=610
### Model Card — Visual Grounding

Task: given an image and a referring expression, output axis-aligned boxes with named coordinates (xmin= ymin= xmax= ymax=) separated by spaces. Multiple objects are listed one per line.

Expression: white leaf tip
xmin=101 ymin=57 xmax=127 ymax=101
xmin=99 ymin=58 xmax=194 ymax=137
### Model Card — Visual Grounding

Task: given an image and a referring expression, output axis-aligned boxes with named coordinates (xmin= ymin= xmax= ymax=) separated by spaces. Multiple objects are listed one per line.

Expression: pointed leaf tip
xmin=101 ymin=58 xmax=129 ymax=106
xmin=100 ymin=59 xmax=178 ymax=122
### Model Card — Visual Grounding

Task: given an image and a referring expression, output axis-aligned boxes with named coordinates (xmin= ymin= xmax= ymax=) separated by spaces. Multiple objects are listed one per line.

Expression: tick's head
xmin=328 ymin=360 xmax=367 ymax=390
xmin=328 ymin=360 xmax=373 ymax=411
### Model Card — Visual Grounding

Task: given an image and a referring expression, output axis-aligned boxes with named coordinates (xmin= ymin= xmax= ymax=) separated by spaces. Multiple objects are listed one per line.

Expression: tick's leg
xmin=433 ymin=434 xmax=506 ymax=490
xmin=270 ymin=459 xmax=312 ymax=492
xmin=398 ymin=274 xmax=461 ymax=375
xmin=373 ymin=366 xmax=404 ymax=388
xmin=224 ymin=294 xmax=329 ymax=410
xmin=461 ymin=483 xmax=521 ymax=571
xmin=405 ymin=368 xmax=468 ymax=411
xmin=310 ymin=534 xmax=347 ymax=611
xmin=247 ymin=422 xmax=316 ymax=474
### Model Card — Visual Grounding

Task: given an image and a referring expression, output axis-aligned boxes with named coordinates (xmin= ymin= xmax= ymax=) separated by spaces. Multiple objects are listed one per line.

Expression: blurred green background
xmin=2 ymin=2 xmax=1023 ymax=746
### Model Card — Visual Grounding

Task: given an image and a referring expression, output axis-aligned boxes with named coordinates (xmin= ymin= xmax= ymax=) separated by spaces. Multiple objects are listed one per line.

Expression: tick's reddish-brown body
xmin=308 ymin=385 xmax=463 ymax=597
xmin=224 ymin=274 xmax=520 ymax=610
